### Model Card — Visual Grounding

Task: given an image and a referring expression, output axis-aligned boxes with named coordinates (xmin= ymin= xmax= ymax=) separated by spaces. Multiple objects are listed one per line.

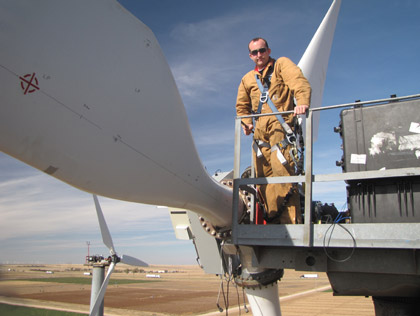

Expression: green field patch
xmin=0 ymin=303 xmax=84 ymax=316
xmin=16 ymin=277 xmax=158 ymax=285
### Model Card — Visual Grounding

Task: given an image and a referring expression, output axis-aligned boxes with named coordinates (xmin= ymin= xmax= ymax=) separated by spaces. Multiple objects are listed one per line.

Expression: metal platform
xmin=231 ymin=94 xmax=420 ymax=298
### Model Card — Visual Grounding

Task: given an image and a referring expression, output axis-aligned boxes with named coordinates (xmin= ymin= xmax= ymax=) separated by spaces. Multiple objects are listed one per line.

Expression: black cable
xmin=216 ymin=274 xmax=225 ymax=312
xmin=234 ymin=283 xmax=241 ymax=316
xmin=323 ymin=221 xmax=357 ymax=263
xmin=242 ymin=287 xmax=249 ymax=313
xmin=225 ymin=277 xmax=230 ymax=316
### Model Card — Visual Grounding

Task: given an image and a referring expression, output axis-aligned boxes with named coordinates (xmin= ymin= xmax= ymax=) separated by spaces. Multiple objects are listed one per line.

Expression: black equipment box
xmin=337 ymin=98 xmax=420 ymax=223
xmin=338 ymin=98 xmax=420 ymax=172
xmin=347 ymin=176 xmax=420 ymax=223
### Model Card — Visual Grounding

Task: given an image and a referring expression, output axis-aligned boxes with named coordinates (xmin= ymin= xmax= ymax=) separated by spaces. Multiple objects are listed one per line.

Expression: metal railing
xmin=232 ymin=94 xmax=420 ymax=249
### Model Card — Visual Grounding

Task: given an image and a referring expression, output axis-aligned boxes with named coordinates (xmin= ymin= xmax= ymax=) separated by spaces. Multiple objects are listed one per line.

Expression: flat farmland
xmin=0 ymin=264 xmax=374 ymax=315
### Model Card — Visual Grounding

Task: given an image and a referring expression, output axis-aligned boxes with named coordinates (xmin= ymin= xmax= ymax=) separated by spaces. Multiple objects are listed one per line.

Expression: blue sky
xmin=1 ymin=0 xmax=420 ymax=265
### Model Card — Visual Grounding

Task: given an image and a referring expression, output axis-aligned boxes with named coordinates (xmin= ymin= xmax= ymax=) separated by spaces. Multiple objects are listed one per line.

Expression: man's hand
xmin=241 ymin=123 xmax=254 ymax=135
xmin=294 ymin=105 xmax=309 ymax=116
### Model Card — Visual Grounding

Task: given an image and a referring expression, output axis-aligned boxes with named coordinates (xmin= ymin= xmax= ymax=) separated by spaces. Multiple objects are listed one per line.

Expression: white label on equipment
xmin=350 ymin=154 xmax=366 ymax=164
xmin=399 ymin=134 xmax=420 ymax=150
xmin=409 ymin=122 xmax=420 ymax=134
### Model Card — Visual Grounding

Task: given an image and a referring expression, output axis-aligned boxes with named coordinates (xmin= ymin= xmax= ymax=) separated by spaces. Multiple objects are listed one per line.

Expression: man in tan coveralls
xmin=236 ymin=38 xmax=311 ymax=224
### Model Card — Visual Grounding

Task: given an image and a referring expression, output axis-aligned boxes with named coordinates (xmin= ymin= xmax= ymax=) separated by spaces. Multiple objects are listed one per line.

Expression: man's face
xmin=249 ymin=39 xmax=271 ymax=69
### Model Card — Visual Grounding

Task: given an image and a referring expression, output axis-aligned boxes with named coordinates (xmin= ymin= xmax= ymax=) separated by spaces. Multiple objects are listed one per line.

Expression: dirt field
xmin=0 ymin=264 xmax=375 ymax=315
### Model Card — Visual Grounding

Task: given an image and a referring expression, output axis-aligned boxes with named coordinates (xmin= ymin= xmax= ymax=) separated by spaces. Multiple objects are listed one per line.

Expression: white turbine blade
xmin=0 ymin=0 xmax=233 ymax=228
xmin=120 ymin=254 xmax=148 ymax=267
xmin=298 ymin=0 xmax=341 ymax=141
xmin=93 ymin=195 xmax=115 ymax=255
xmin=89 ymin=262 xmax=116 ymax=316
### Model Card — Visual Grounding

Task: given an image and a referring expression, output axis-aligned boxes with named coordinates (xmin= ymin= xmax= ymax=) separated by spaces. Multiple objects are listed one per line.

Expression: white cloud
xmin=0 ymin=154 xmax=193 ymax=263
xmin=192 ymin=124 xmax=234 ymax=147
xmin=312 ymin=181 xmax=347 ymax=210
xmin=0 ymin=178 xmax=171 ymax=240
xmin=167 ymin=4 xmax=309 ymax=105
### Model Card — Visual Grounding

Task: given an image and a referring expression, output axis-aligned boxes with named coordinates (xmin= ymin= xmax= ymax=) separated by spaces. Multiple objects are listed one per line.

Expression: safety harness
xmin=255 ymin=74 xmax=297 ymax=145
xmin=252 ymin=69 xmax=305 ymax=223
xmin=253 ymin=71 xmax=302 ymax=169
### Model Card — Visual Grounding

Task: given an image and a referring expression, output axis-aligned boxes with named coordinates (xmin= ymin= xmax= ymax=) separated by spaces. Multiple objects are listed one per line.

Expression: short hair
xmin=249 ymin=37 xmax=269 ymax=52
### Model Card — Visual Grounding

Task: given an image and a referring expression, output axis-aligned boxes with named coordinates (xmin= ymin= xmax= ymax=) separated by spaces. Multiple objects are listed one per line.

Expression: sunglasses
xmin=250 ymin=47 xmax=267 ymax=56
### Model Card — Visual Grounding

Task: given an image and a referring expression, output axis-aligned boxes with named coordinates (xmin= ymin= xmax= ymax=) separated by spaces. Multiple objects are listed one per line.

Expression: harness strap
xmin=255 ymin=70 xmax=272 ymax=115
xmin=255 ymin=74 xmax=296 ymax=144
xmin=252 ymin=139 xmax=270 ymax=158
xmin=271 ymin=144 xmax=287 ymax=165
xmin=253 ymin=138 xmax=290 ymax=167
xmin=256 ymin=140 xmax=270 ymax=148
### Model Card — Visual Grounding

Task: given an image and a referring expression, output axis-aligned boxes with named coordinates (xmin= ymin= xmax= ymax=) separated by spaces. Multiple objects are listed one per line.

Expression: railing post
xmin=232 ymin=117 xmax=243 ymax=243
xmin=234 ymin=117 xmax=242 ymax=179
xmin=303 ymin=110 xmax=313 ymax=246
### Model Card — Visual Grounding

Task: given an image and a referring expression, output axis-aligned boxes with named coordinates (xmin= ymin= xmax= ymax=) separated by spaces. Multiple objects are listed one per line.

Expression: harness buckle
xmin=286 ymin=133 xmax=296 ymax=144
xmin=260 ymin=91 xmax=269 ymax=103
